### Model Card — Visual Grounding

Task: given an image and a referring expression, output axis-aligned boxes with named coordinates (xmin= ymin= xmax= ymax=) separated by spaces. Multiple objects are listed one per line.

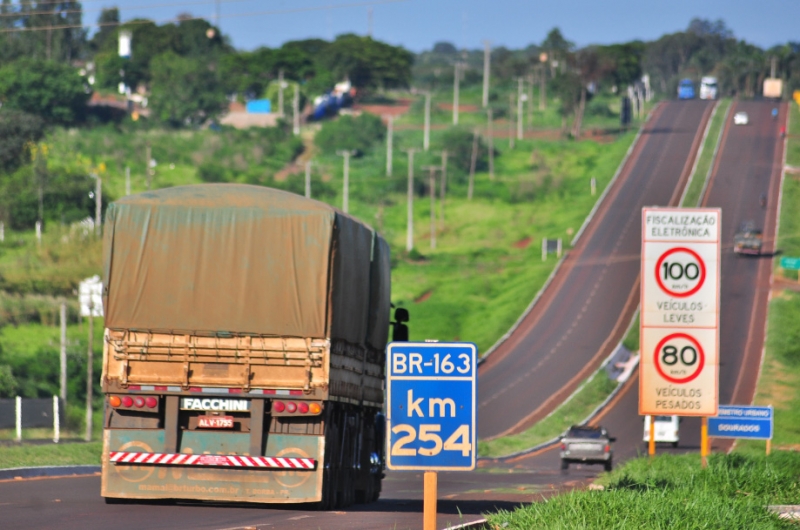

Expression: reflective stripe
xmin=108 ymin=452 xmax=316 ymax=469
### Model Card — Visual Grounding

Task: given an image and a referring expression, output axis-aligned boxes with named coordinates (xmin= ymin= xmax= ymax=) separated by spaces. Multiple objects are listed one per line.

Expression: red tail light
xmin=604 ymin=444 xmax=610 ymax=453
xmin=286 ymin=402 xmax=297 ymax=413
xmin=145 ymin=397 xmax=158 ymax=408
xmin=560 ymin=443 xmax=566 ymax=451
xmin=298 ymin=402 xmax=309 ymax=414
xmin=121 ymin=396 xmax=134 ymax=408
xmin=273 ymin=401 xmax=285 ymax=413
xmin=133 ymin=397 xmax=145 ymax=408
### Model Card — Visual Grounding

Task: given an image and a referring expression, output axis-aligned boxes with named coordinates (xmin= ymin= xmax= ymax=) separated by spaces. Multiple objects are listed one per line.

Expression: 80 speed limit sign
xmin=640 ymin=208 xmax=720 ymax=416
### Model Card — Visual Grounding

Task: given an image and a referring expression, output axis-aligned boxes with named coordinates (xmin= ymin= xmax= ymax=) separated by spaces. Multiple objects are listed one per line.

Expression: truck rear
xmin=100 ymin=184 xmax=391 ymax=508
xmin=734 ymin=222 xmax=763 ymax=256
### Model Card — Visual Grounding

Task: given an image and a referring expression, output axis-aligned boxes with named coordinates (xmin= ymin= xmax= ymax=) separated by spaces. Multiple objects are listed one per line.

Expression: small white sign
xmin=640 ymin=207 xmax=720 ymax=417
xmin=79 ymin=275 xmax=104 ymax=317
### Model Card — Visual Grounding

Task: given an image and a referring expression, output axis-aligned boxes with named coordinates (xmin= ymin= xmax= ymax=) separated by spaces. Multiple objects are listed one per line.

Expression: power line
xmin=0 ymin=0 xmax=407 ymax=34
xmin=0 ymin=0 xmax=249 ymax=20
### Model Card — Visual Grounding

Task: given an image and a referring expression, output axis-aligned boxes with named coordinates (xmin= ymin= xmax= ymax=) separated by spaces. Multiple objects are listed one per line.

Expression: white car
xmin=734 ymin=111 xmax=749 ymax=125
xmin=643 ymin=415 xmax=680 ymax=448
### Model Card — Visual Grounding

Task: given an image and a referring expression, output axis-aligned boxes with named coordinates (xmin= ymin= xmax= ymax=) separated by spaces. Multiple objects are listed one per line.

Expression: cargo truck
xmin=100 ymin=184 xmax=399 ymax=508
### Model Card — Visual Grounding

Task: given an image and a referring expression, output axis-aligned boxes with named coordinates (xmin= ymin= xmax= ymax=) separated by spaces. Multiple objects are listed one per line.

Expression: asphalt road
xmin=478 ymin=99 xmax=714 ymax=439
xmin=3 ymin=100 xmax=783 ymax=530
xmin=513 ymin=100 xmax=787 ymax=471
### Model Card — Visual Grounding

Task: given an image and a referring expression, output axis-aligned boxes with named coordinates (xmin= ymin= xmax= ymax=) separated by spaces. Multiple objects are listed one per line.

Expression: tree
xmin=0 ymin=109 xmax=45 ymax=173
xmin=320 ymin=34 xmax=413 ymax=91
xmin=148 ymin=52 xmax=226 ymax=127
xmin=0 ymin=59 xmax=90 ymax=125
xmin=440 ymin=127 xmax=490 ymax=177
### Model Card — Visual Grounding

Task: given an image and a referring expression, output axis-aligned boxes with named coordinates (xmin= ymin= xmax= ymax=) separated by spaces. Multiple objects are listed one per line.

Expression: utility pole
xmin=482 ymin=40 xmax=491 ymax=108
xmin=423 ymin=92 xmax=431 ymax=151
xmin=85 ymin=299 xmax=94 ymax=442
xmin=278 ymin=69 xmax=285 ymax=117
xmin=487 ymin=108 xmax=494 ymax=180
xmin=386 ymin=115 xmax=393 ymax=177
xmin=94 ymin=174 xmax=102 ymax=237
xmin=468 ymin=129 xmax=479 ymax=201
xmin=146 ymin=142 xmax=153 ymax=190
xmin=422 ymin=166 xmax=439 ymax=249
xmin=438 ymin=150 xmax=448 ymax=229
xmin=60 ymin=302 xmax=67 ymax=408
xmin=771 ymin=56 xmax=777 ymax=78
xmin=452 ymin=62 xmax=460 ymax=125
xmin=517 ymin=77 xmax=524 ymax=141
xmin=508 ymin=93 xmax=515 ymax=149
xmin=539 ymin=62 xmax=547 ymax=111
xmin=292 ymin=84 xmax=300 ymax=135
xmin=527 ymin=73 xmax=534 ymax=129
xmin=305 ymin=161 xmax=312 ymax=198
xmin=403 ymin=149 xmax=417 ymax=251
xmin=125 ymin=166 xmax=130 ymax=196
xmin=336 ymin=150 xmax=354 ymax=214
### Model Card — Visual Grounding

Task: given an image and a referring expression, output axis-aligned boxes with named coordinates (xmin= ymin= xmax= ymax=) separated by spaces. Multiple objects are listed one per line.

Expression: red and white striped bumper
xmin=109 ymin=452 xmax=316 ymax=469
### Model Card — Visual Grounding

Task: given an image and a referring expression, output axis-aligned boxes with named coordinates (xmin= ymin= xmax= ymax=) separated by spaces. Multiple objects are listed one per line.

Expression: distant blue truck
xmin=677 ymin=79 xmax=695 ymax=100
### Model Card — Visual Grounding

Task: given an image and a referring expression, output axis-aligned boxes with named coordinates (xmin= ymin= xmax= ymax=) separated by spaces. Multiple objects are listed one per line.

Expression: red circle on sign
xmin=654 ymin=332 xmax=705 ymax=384
xmin=654 ymin=247 xmax=706 ymax=298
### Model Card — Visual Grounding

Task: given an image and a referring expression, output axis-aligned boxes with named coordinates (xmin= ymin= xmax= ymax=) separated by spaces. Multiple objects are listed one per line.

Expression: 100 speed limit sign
xmin=640 ymin=208 xmax=720 ymax=416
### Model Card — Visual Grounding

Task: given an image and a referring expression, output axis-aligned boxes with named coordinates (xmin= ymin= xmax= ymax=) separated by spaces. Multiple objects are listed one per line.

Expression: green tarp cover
xmin=103 ymin=184 xmax=386 ymax=345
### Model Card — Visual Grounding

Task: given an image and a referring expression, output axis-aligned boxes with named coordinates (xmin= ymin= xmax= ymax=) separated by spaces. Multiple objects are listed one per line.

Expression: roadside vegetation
xmin=486 ymin=452 xmax=800 ymax=529
xmin=0 ymin=441 xmax=101 ymax=468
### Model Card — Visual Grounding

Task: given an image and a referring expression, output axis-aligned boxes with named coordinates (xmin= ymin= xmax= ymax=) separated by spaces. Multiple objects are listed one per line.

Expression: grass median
xmin=485 ymin=451 xmax=800 ymax=529
xmin=682 ymin=99 xmax=731 ymax=208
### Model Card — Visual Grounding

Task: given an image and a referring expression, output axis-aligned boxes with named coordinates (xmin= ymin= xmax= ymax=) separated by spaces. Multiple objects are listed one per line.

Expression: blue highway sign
xmin=386 ymin=342 xmax=477 ymax=471
xmin=708 ymin=405 xmax=773 ymax=440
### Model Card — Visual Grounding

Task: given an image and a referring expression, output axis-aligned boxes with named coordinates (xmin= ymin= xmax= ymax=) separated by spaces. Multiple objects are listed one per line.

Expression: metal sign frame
xmin=386 ymin=342 xmax=477 ymax=471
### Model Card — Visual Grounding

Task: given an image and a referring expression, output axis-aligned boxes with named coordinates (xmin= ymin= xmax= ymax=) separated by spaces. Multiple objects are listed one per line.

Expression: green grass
xmin=0 ymin=441 xmax=101 ymax=468
xmin=486 ymin=452 xmax=800 ymax=529
xmin=478 ymin=370 xmax=618 ymax=458
xmin=682 ymin=99 xmax=731 ymax=208
xmin=787 ymin=103 xmax=800 ymax=168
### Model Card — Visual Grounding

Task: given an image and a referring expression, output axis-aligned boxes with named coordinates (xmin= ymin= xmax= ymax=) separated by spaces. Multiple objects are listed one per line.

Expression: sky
xmin=89 ymin=0 xmax=798 ymax=52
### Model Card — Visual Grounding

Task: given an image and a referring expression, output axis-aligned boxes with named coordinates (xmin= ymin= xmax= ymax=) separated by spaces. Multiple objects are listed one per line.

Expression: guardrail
xmin=0 ymin=396 xmax=64 ymax=443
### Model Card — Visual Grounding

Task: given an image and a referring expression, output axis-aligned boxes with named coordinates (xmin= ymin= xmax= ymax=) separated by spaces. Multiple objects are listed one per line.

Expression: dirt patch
xmin=513 ymin=236 xmax=533 ymax=249
xmin=354 ymin=103 xmax=411 ymax=120
xmin=414 ymin=289 xmax=433 ymax=303
xmin=438 ymin=103 xmax=480 ymax=112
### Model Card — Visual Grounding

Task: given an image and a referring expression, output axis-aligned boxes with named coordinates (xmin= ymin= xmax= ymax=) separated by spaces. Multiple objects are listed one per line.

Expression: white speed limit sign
xmin=640 ymin=208 xmax=720 ymax=417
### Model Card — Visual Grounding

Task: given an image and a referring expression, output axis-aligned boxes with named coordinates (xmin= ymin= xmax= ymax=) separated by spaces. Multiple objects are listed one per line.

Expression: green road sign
xmin=780 ymin=257 xmax=800 ymax=270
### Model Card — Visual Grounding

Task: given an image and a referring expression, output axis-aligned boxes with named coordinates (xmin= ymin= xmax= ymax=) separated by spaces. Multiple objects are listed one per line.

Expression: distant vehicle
xmin=311 ymin=80 xmax=355 ymax=120
xmin=734 ymin=111 xmax=749 ymax=125
xmin=763 ymin=78 xmax=783 ymax=99
xmin=734 ymin=221 xmax=763 ymax=255
xmin=559 ymin=425 xmax=616 ymax=472
xmin=677 ymin=78 xmax=695 ymax=100
xmin=643 ymin=415 xmax=680 ymax=448
xmin=699 ymin=77 xmax=719 ymax=100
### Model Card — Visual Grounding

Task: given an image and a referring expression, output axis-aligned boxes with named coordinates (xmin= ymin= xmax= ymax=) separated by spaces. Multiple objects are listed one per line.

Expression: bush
xmin=440 ymin=126 xmax=492 ymax=178
xmin=314 ymin=113 xmax=385 ymax=155
xmin=0 ymin=110 xmax=45 ymax=173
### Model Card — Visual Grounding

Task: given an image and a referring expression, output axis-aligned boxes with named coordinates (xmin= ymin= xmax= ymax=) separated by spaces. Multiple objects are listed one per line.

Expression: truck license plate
xmin=198 ymin=416 xmax=234 ymax=429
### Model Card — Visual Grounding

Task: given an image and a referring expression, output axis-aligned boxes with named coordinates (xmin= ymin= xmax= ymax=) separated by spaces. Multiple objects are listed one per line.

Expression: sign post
xmin=640 ymin=208 xmax=720 ymax=462
xmin=386 ymin=342 xmax=477 ymax=530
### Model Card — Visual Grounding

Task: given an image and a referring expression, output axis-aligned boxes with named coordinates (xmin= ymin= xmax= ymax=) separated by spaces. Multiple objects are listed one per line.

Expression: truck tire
xmin=604 ymin=459 xmax=613 ymax=472
xmin=560 ymin=459 xmax=569 ymax=471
